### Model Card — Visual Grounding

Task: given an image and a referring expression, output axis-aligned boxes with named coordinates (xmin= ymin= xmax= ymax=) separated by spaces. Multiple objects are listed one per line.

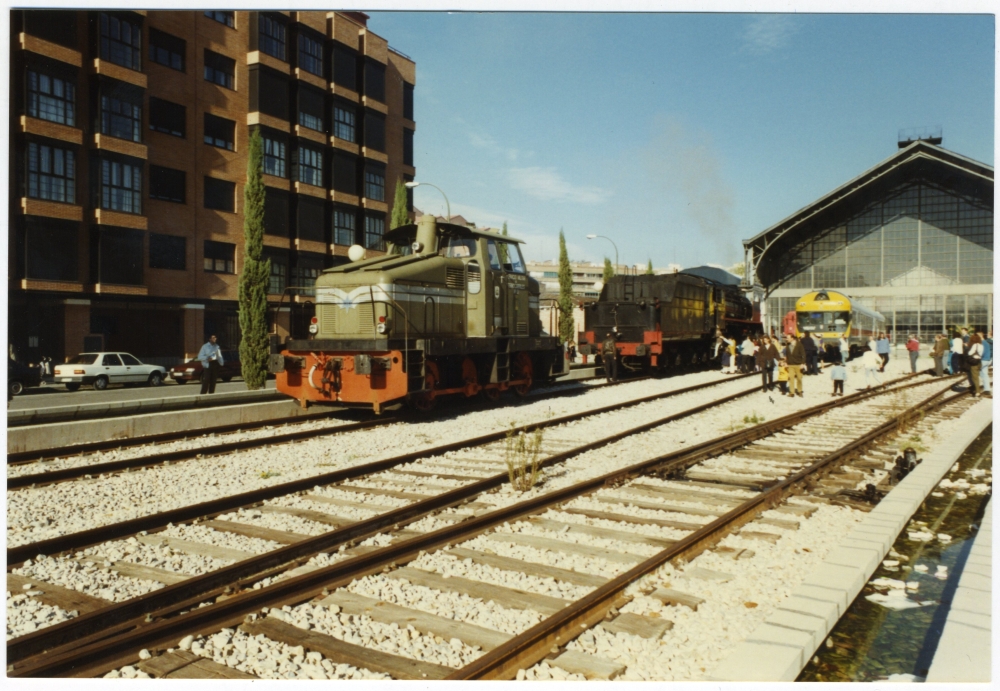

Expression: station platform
xmin=925 ymin=497 xmax=992 ymax=683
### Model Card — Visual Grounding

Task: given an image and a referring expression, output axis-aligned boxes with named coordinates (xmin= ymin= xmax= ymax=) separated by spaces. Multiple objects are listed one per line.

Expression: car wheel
xmin=94 ymin=375 xmax=109 ymax=391
xmin=221 ymin=377 xmax=232 ymax=383
xmin=9 ymin=381 xmax=24 ymax=396
xmin=148 ymin=372 xmax=163 ymax=387
xmin=175 ymin=378 xmax=188 ymax=384
xmin=65 ymin=383 xmax=81 ymax=392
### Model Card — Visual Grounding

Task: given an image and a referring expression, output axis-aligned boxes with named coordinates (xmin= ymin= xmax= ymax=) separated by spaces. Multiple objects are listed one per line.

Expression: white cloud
xmin=507 ymin=167 xmax=612 ymax=205
xmin=467 ymin=130 xmax=521 ymax=161
xmin=742 ymin=15 xmax=799 ymax=55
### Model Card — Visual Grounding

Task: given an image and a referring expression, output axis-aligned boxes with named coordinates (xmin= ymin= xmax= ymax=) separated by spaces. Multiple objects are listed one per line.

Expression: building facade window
xmin=333 ymin=103 xmax=355 ymax=142
xmin=264 ymin=187 xmax=289 ymax=237
xmin=365 ymin=214 xmax=385 ymax=251
xmin=332 ymin=44 xmax=357 ymax=91
xmin=364 ymin=59 xmax=385 ymax=102
xmin=333 ymin=209 xmax=355 ymax=246
xmin=27 ymin=70 xmax=75 ymax=126
xmin=204 ymin=177 xmax=235 ymax=212
xmin=403 ymin=82 xmax=414 ymax=120
xmin=298 ymin=87 xmax=325 ymax=132
xmin=262 ymin=248 xmax=288 ymax=294
xmin=99 ymin=13 xmax=141 ymax=71
xmin=364 ymin=164 xmax=385 ymax=202
xmin=148 ymin=165 xmax=185 ymax=203
xmin=100 ymin=88 xmax=142 ymax=142
xmin=23 ymin=217 xmax=78 ymax=281
xmin=364 ymin=111 xmax=385 ymax=152
xmin=296 ymin=145 xmax=323 ymax=187
xmin=149 ymin=233 xmax=186 ymax=270
xmin=291 ymin=253 xmax=325 ymax=295
xmin=332 ymin=152 xmax=358 ymax=195
xmin=149 ymin=97 xmax=185 ymax=137
xmin=297 ymin=196 xmax=325 ymax=242
xmin=23 ymin=10 xmax=78 ymax=49
xmin=148 ymin=28 xmax=185 ymax=71
xmin=298 ymin=33 xmax=323 ymax=76
xmin=263 ymin=136 xmax=286 ymax=177
xmin=100 ymin=159 xmax=142 ymax=214
xmin=258 ymin=14 xmax=287 ymax=61
xmin=91 ymin=227 xmax=144 ymax=285
xmin=204 ymin=50 xmax=235 ymax=89
xmin=204 ymin=240 xmax=235 ymax=273
xmin=27 ymin=142 xmax=75 ymax=204
xmin=403 ymin=128 xmax=414 ymax=166
xmin=204 ymin=113 xmax=235 ymax=150
xmin=204 ymin=10 xmax=234 ymax=28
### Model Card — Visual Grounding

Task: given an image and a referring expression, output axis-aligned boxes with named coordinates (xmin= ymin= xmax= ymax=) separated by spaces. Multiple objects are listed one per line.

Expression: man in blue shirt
xmin=198 ymin=334 xmax=225 ymax=394
xmin=876 ymin=334 xmax=890 ymax=372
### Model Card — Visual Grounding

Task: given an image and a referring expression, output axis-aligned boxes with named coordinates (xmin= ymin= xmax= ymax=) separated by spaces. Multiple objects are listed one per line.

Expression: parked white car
xmin=54 ymin=353 xmax=168 ymax=391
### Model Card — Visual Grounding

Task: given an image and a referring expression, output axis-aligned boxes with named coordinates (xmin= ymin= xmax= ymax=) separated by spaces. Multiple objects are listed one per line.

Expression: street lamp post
xmin=405 ymin=181 xmax=450 ymax=221
xmin=586 ymin=234 xmax=619 ymax=274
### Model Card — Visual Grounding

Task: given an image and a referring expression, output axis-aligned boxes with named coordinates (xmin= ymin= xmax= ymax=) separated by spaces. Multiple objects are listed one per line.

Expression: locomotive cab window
xmin=500 ymin=241 xmax=525 ymax=274
xmin=439 ymin=236 xmax=476 ymax=259
xmin=486 ymin=240 xmax=502 ymax=270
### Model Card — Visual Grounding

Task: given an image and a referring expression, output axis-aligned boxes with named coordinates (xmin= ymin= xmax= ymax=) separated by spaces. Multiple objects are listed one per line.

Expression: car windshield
xmin=797 ymin=311 xmax=849 ymax=332
xmin=67 ymin=354 xmax=99 ymax=365
xmin=438 ymin=236 xmax=477 ymax=258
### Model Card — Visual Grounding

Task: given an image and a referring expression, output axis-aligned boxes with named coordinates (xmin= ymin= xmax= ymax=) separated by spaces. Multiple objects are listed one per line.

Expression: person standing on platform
xmin=862 ymin=347 xmax=883 ymax=388
xmin=830 ymin=360 xmax=847 ymax=396
xmin=932 ymin=333 xmax=949 ymax=376
xmin=839 ymin=336 xmax=850 ymax=365
xmin=978 ymin=330 xmax=992 ymax=397
xmin=951 ymin=330 xmax=965 ymax=376
xmin=876 ymin=333 xmax=890 ymax=372
xmin=802 ymin=331 xmax=817 ymax=375
xmin=785 ymin=335 xmax=806 ymax=397
xmin=965 ymin=333 xmax=984 ymax=397
xmin=601 ymin=332 xmax=618 ymax=383
xmin=198 ymin=334 xmax=224 ymax=394
xmin=740 ymin=334 xmax=755 ymax=373
xmin=905 ymin=334 xmax=920 ymax=373
xmin=756 ymin=336 xmax=779 ymax=392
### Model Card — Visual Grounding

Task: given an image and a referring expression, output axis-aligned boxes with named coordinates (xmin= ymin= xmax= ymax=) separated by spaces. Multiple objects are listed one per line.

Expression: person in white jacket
xmin=965 ymin=334 xmax=984 ymax=397
xmin=862 ymin=347 xmax=883 ymax=388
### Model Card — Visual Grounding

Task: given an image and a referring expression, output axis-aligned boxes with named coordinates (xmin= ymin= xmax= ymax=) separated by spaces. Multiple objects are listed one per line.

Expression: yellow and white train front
xmin=795 ymin=290 xmax=885 ymax=352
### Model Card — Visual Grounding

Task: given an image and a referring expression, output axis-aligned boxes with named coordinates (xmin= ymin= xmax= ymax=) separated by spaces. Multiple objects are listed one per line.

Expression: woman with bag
xmin=965 ymin=333 xmax=984 ymax=397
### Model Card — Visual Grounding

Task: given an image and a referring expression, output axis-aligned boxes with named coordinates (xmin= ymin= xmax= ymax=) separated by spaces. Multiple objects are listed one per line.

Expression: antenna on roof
xmin=898 ymin=126 xmax=942 ymax=148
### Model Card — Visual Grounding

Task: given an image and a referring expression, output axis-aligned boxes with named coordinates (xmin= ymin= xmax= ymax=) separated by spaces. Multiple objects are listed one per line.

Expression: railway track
xmin=8 ymin=369 xmax=635 ymax=467
xmin=7 ymin=371 xmax=971 ymax=678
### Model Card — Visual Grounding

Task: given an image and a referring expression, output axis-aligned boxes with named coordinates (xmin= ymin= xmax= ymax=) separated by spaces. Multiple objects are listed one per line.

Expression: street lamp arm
xmin=405 ymin=181 xmax=451 ymax=221
xmin=585 ymin=234 xmax=619 ymax=273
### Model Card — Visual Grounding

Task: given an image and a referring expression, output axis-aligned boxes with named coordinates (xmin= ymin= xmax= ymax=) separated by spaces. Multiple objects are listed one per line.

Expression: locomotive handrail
xmin=270 ymin=286 xmax=317 ymax=339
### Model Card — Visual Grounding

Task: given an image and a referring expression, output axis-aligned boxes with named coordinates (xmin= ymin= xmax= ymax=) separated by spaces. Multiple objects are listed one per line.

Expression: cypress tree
xmin=390 ymin=178 xmax=409 ymax=229
xmin=646 ymin=259 xmax=654 ymax=275
xmin=501 ymin=221 xmax=508 ymax=237
xmin=239 ymin=129 xmax=271 ymax=390
xmin=557 ymin=229 xmax=574 ymax=343
xmin=602 ymin=257 xmax=615 ymax=283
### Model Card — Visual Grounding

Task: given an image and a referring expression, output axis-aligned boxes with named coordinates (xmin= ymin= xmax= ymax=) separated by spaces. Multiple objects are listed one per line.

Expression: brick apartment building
xmin=8 ymin=10 xmax=415 ymax=365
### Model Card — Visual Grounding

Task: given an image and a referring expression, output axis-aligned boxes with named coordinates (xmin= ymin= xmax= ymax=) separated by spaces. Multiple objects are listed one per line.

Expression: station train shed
xmin=743 ymin=140 xmax=993 ymax=341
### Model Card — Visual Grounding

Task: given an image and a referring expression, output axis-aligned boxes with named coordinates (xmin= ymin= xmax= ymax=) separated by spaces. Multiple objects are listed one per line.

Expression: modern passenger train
xmin=792 ymin=289 xmax=886 ymax=358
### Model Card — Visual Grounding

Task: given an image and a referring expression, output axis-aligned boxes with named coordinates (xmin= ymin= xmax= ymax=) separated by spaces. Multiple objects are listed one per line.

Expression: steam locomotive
xmin=269 ymin=215 xmax=565 ymax=412
xmin=578 ymin=272 xmax=760 ymax=372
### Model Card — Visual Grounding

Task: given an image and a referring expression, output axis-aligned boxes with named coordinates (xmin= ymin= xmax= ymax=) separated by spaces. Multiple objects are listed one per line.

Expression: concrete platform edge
xmin=708 ymin=399 xmax=993 ymax=682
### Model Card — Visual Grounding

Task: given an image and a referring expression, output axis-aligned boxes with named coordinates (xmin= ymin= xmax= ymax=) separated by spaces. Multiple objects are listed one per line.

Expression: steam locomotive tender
xmin=578 ymin=272 xmax=759 ymax=372
xmin=269 ymin=215 xmax=565 ymax=412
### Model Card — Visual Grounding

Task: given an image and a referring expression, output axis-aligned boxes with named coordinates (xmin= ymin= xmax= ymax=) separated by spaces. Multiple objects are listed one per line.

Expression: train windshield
xmin=438 ymin=237 xmax=477 ymax=258
xmin=797 ymin=311 xmax=850 ymax=332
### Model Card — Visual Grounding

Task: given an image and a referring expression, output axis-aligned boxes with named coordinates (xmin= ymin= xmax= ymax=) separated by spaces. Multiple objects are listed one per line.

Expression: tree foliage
xmin=390 ymin=178 xmax=409 ymax=229
xmin=239 ymin=128 xmax=271 ymax=390
xmin=557 ymin=229 xmax=575 ymax=343
xmin=602 ymin=257 xmax=615 ymax=283
xmin=646 ymin=259 xmax=654 ymax=275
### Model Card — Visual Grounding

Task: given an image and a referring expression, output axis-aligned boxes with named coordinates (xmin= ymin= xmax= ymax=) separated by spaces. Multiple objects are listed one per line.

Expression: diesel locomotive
xmin=269 ymin=215 xmax=565 ymax=412
xmin=578 ymin=272 xmax=760 ymax=372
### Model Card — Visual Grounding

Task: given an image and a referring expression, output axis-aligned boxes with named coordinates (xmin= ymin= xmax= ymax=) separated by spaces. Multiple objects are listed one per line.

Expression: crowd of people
xmin=716 ymin=329 xmax=993 ymax=399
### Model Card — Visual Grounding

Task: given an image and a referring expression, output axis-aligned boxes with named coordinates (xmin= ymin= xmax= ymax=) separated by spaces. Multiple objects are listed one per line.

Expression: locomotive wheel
xmin=482 ymin=387 xmax=502 ymax=402
xmin=411 ymin=361 xmax=439 ymax=412
xmin=511 ymin=352 xmax=533 ymax=397
xmin=461 ymin=357 xmax=481 ymax=397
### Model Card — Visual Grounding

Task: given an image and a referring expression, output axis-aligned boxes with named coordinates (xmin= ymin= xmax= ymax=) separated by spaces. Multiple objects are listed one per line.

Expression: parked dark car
xmin=169 ymin=350 xmax=241 ymax=384
xmin=8 ymin=359 xmax=42 ymax=396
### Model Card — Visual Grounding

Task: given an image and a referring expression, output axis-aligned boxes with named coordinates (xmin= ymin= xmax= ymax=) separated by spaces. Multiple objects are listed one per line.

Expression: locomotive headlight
xmin=376 ymin=322 xmax=387 ymax=334
xmin=308 ymin=316 xmax=319 ymax=334
xmin=411 ymin=241 xmax=423 ymax=253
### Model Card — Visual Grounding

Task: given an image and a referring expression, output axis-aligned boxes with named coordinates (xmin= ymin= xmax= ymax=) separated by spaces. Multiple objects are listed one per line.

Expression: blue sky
xmin=368 ymin=11 xmax=994 ymax=269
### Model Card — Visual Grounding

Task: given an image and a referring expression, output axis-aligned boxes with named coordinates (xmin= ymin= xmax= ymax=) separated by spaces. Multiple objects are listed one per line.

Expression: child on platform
xmin=776 ymin=359 xmax=789 ymax=394
xmin=830 ymin=360 xmax=847 ymax=396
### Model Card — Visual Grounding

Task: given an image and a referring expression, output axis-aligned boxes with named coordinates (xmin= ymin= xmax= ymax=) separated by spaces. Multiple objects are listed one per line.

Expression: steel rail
xmin=449 ymin=384 xmax=967 ymax=679
xmin=6 ymin=371 xmax=654 ymax=487
xmin=8 ymin=372 xmax=937 ymax=676
xmin=7 ymin=369 xmax=627 ymax=466
xmin=7 ymin=374 xmax=749 ymax=565
xmin=6 ymin=376 xmax=764 ymax=662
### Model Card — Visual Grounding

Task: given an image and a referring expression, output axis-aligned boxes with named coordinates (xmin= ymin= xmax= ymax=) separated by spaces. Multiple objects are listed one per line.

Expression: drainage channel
xmin=797 ymin=426 xmax=992 ymax=682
